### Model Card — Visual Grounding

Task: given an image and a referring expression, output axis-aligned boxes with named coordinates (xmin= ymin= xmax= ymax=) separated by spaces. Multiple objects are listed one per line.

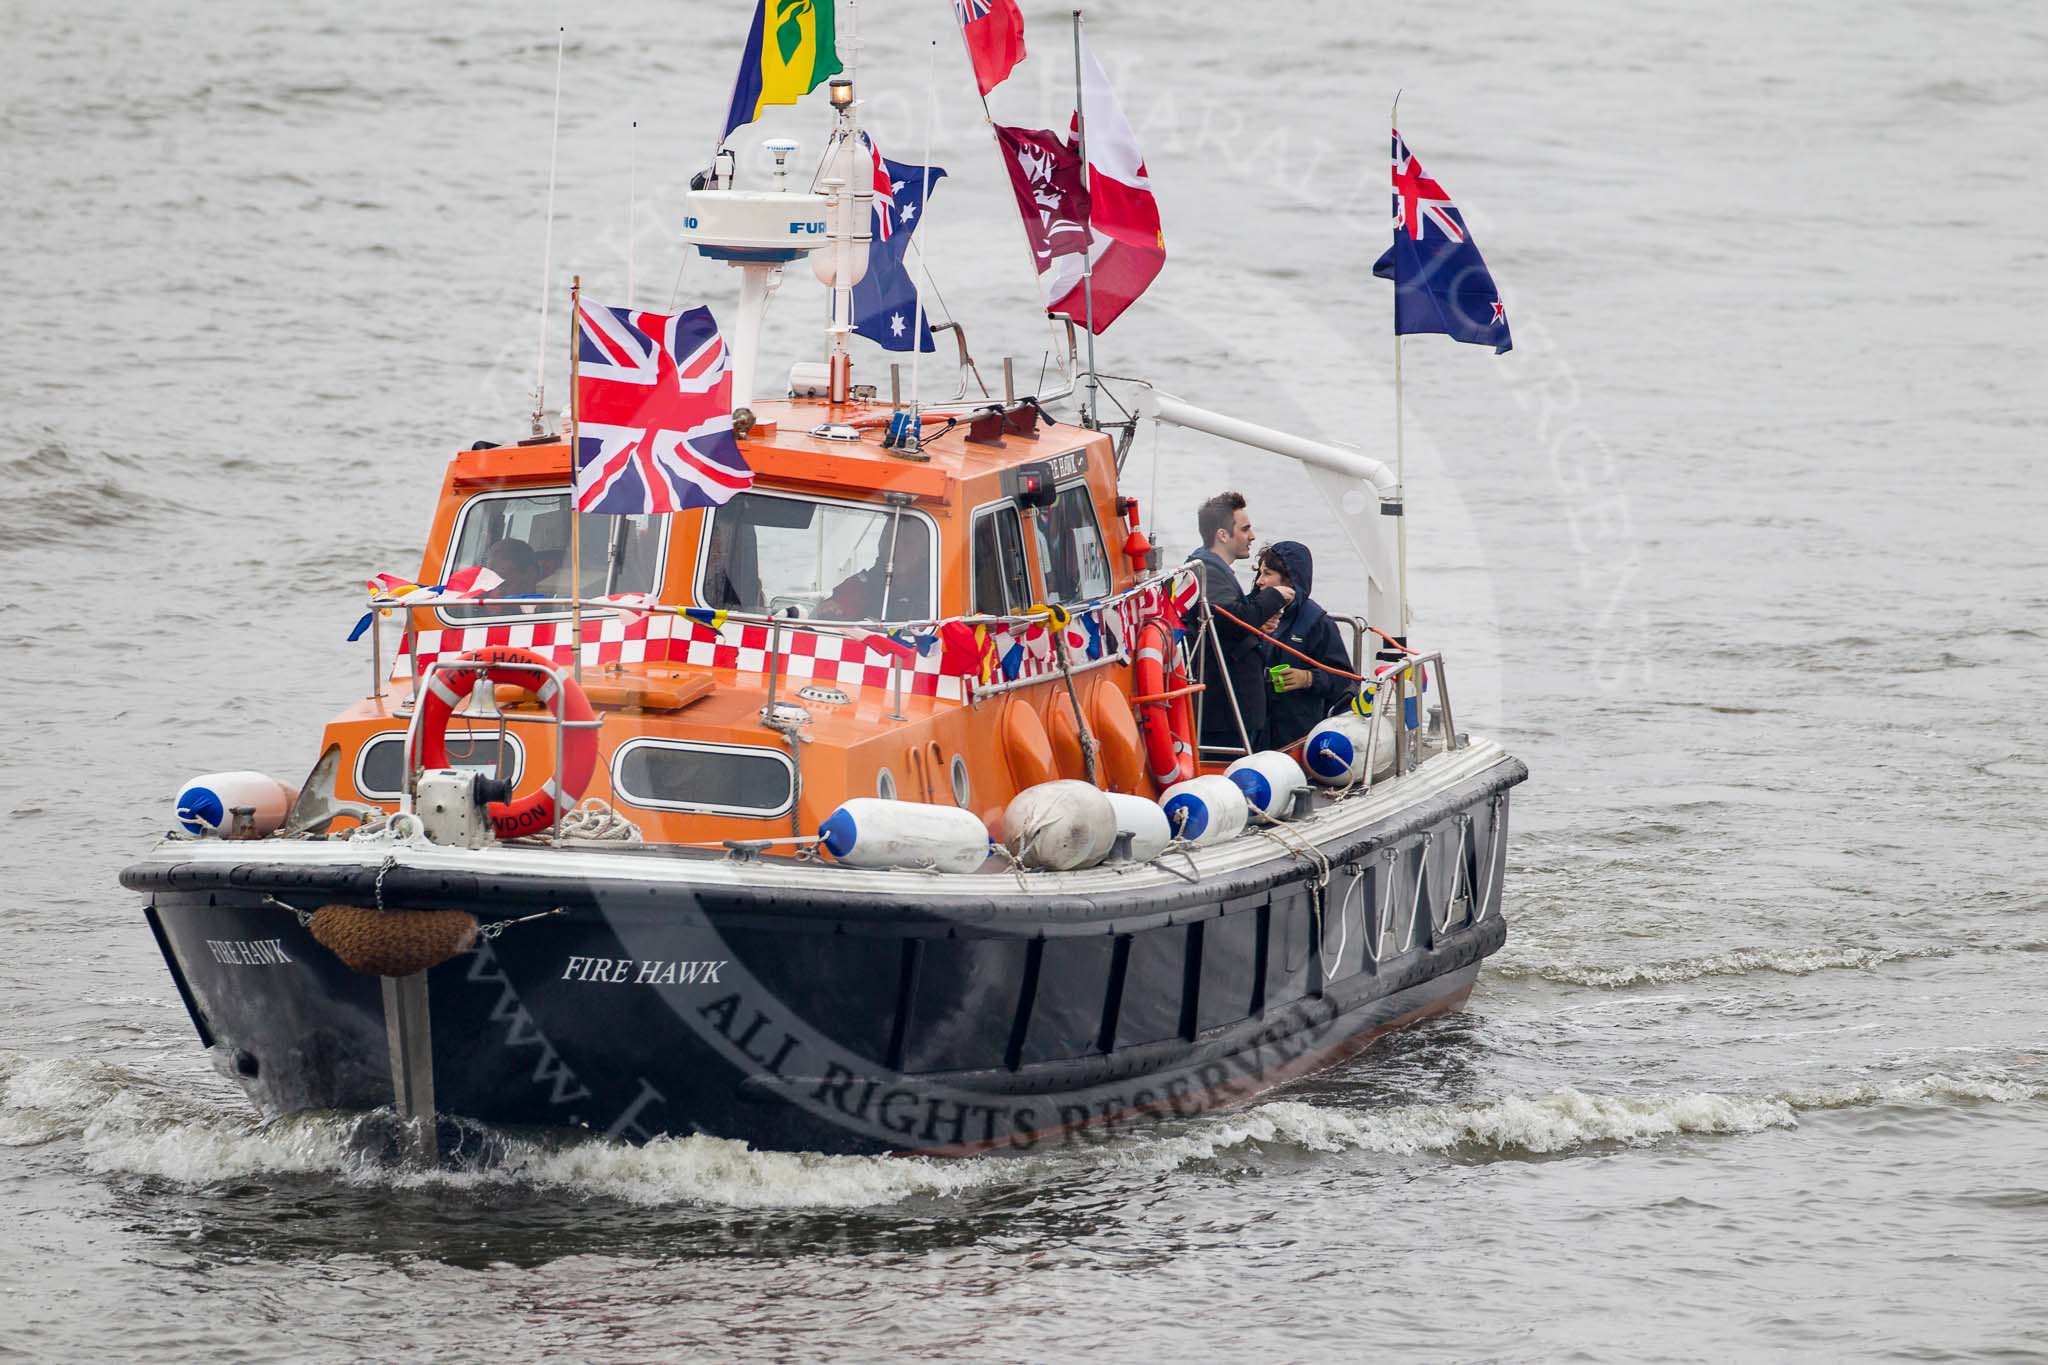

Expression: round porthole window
xmin=949 ymin=754 xmax=971 ymax=806
xmin=877 ymin=768 xmax=897 ymax=800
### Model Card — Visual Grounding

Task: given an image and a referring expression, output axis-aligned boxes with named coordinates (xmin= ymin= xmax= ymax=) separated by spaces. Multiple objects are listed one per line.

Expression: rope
xmin=1049 ymin=621 xmax=1101 ymax=785
xmin=1211 ymin=605 xmax=1416 ymax=682
xmin=1247 ymin=810 xmax=1341 ymax=970
xmin=552 ymin=797 xmax=643 ymax=843
xmin=347 ymin=811 xmax=424 ymax=846
xmin=1149 ymin=839 xmax=1203 ymax=884
xmin=988 ymin=841 xmax=1035 ymax=892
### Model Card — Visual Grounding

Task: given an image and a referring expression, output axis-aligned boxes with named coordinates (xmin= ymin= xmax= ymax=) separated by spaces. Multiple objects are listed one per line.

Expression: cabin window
xmin=698 ymin=490 xmax=936 ymax=622
xmin=971 ymin=503 xmax=1032 ymax=614
xmin=355 ymin=731 xmax=523 ymax=801
xmin=439 ymin=489 xmax=664 ymax=623
xmin=611 ymin=739 xmax=796 ymax=817
xmin=1033 ymin=482 xmax=1113 ymax=604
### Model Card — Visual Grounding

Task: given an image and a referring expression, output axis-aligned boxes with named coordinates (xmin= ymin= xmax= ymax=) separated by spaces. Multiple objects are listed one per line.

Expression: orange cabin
xmin=315 ymin=396 xmax=1172 ymax=849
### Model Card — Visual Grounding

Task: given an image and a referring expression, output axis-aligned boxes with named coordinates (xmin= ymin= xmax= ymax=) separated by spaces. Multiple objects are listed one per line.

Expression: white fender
xmin=174 ymin=771 xmax=297 ymax=838
xmin=817 ymin=798 xmax=992 ymax=874
xmin=1102 ymin=792 xmax=1173 ymax=863
xmin=1226 ymin=751 xmax=1309 ymax=820
xmin=1004 ymin=780 xmax=1119 ymax=871
xmin=1158 ymin=774 xmax=1249 ymax=847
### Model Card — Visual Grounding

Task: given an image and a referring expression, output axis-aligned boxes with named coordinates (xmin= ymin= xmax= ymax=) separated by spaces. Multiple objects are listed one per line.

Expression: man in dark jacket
xmin=1187 ymin=491 xmax=1292 ymax=754
xmin=1254 ymin=540 xmax=1356 ymax=750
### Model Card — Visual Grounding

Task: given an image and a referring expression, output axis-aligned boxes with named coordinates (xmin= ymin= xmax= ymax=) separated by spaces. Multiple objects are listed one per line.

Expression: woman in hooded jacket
xmin=1253 ymin=541 xmax=1358 ymax=750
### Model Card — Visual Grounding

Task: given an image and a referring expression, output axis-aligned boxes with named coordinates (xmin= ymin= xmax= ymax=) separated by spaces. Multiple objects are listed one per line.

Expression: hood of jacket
xmin=1267 ymin=540 xmax=1325 ymax=638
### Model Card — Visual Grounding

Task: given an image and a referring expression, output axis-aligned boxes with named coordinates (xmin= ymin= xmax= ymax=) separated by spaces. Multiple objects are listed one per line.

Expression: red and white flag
xmin=953 ymin=0 xmax=1026 ymax=96
xmin=1047 ymin=38 xmax=1165 ymax=335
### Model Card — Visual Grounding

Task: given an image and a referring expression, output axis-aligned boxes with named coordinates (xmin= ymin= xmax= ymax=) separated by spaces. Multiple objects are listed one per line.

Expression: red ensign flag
xmin=954 ymin=0 xmax=1027 ymax=96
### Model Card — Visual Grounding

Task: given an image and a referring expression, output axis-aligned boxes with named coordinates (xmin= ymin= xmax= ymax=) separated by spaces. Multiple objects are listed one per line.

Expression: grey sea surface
xmin=3 ymin=0 xmax=2046 ymax=1360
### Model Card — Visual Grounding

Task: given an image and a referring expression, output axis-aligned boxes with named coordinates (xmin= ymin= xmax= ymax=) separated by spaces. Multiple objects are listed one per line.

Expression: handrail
xmin=367 ymin=563 xmax=1198 ymax=636
xmin=362 ymin=565 xmax=1204 ymax=697
xmin=927 ymin=321 xmax=991 ymax=402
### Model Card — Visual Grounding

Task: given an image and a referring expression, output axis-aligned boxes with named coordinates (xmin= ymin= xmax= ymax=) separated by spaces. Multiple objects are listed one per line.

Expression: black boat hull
xmin=127 ymin=751 xmax=1526 ymax=1155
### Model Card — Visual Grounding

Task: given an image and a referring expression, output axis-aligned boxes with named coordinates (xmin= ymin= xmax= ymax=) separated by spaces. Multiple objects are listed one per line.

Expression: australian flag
xmin=1371 ymin=129 xmax=1511 ymax=354
xmin=852 ymin=155 xmax=947 ymax=353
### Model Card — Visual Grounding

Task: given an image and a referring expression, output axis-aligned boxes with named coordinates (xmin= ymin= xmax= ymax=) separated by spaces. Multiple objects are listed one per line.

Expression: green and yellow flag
xmin=722 ymin=0 xmax=842 ymax=142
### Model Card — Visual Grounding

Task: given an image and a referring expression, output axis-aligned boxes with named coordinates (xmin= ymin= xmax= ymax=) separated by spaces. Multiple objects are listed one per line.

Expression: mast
xmin=1391 ymin=93 xmax=1410 ymax=644
xmin=816 ymin=78 xmax=870 ymax=405
xmin=1072 ymin=10 xmax=1099 ymax=428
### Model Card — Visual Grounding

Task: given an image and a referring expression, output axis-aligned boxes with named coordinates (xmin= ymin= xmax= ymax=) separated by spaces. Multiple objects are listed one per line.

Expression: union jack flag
xmin=861 ymin=133 xmax=897 ymax=242
xmin=1391 ymin=133 xmax=1463 ymax=244
xmin=574 ymin=301 xmax=754 ymax=515
xmin=952 ymin=0 xmax=993 ymax=22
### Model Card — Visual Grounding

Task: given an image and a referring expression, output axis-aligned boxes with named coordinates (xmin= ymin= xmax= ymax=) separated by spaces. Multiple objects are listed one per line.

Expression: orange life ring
xmin=1132 ymin=621 xmax=1196 ymax=789
xmin=415 ymin=646 xmax=597 ymax=839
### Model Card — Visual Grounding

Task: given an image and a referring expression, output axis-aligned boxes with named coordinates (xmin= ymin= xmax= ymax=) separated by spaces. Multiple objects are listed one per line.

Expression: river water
xmin=4 ymin=0 xmax=2045 ymax=1359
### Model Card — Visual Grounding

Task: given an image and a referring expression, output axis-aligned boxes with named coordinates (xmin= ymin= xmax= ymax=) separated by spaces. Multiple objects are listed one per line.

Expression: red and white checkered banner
xmin=391 ymin=569 xmax=1196 ymax=704
xmin=670 ymin=618 xmax=966 ymax=700
xmin=397 ymin=614 xmax=678 ymax=679
xmin=396 ymin=613 xmax=965 ymax=701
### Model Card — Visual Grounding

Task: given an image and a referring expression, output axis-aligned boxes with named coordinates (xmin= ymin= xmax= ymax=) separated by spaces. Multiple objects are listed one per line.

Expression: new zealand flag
xmin=851 ymin=154 xmax=947 ymax=353
xmin=1371 ymin=129 xmax=1512 ymax=354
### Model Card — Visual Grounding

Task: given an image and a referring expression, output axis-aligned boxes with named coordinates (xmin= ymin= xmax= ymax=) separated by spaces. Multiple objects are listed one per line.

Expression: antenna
xmin=627 ymin=118 xmax=637 ymax=308
xmin=907 ymin=38 xmax=939 ymax=446
xmin=531 ymin=27 xmax=566 ymax=437
xmin=1072 ymin=10 xmax=1100 ymax=429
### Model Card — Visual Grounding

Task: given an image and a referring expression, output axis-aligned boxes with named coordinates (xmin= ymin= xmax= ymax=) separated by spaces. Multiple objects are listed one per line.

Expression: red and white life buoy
xmin=1132 ymin=621 xmax=1197 ymax=789
xmin=414 ymin=646 xmax=597 ymax=839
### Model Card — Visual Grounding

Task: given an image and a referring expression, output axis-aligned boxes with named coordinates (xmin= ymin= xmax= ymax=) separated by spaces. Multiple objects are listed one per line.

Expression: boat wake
xmin=1491 ymin=943 xmax=1951 ymax=988
xmin=6 ymin=1049 xmax=2041 ymax=1208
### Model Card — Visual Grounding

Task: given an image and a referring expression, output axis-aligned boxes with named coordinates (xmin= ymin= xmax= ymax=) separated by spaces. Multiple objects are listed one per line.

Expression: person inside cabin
xmin=1254 ymin=541 xmax=1355 ymax=750
xmin=820 ymin=517 xmax=932 ymax=621
xmin=1187 ymin=491 xmax=1292 ymax=754
xmin=481 ymin=538 xmax=544 ymax=604
xmin=702 ymin=519 xmax=762 ymax=611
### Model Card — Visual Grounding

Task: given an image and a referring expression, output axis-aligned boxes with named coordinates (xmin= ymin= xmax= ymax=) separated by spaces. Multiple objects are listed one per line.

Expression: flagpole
xmin=1395 ymin=333 xmax=1409 ymax=640
xmin=908 ymin=38 xmax=938 ymax=442
xmin=569 ymin=275 xmax=584 ymax=686
xmin=1391 ymin=93 xmax=1410 ymax=643
xmin=953 ymin=9 xmax=1073 ymax=392
xmin=1071 ymin=8 xmax=1100 ymax=429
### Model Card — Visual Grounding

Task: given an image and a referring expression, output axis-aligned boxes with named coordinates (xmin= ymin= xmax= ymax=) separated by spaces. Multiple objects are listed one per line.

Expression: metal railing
xmin=1188 ymin=586 xmax=1463 ymax=791
xmin=399 ymin=655 xmax=602 ymax=842
xmin=360 ymin=565 xmax=1204 ymax=700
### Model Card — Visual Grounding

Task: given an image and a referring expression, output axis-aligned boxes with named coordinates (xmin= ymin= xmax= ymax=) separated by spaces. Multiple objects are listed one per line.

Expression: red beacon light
xmin=1118 ymin=496 xmax=1153 ymax=567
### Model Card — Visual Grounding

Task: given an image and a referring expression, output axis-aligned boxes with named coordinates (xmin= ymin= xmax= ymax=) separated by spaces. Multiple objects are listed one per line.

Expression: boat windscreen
xmin=1033 ymin=482 xmax=1113 ymax=605
xmin=699 ymin=492 xmax=934 ymax=621
xmin=440 ymin=490 xmax=663 ymax=621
